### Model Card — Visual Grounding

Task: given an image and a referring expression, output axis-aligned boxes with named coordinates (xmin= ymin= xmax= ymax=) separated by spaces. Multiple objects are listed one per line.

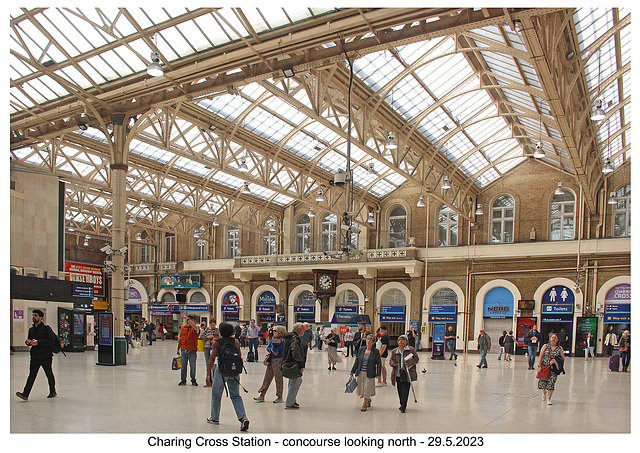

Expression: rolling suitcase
xmin=609 ymin=354 xmax=620 ymax=372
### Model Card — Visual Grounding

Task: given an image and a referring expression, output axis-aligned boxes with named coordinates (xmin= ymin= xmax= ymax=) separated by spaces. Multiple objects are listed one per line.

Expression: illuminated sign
xmin=65 ymin=261 xmax=104 ymax=297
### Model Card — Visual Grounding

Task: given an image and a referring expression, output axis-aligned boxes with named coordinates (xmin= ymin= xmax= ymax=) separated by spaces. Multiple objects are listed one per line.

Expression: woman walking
xmin=350 ymin=334 xmax=381 ymax=411
xmin=537 ymin=332 xmax=565 ymax=405
xmin=199 ymin=319 xmax=220 ymax=386
xmin=254 ymin=325 xmax=286 ymax=403
xmin=504 ymin=330 xmax=516 ymax=361
xmin=619 ymin=330 xmax=630 ymax=371
xmin=389 ymin=334 xmax=419 ymax=413
xmin=325 ymin=328 xmax=342 ymax=370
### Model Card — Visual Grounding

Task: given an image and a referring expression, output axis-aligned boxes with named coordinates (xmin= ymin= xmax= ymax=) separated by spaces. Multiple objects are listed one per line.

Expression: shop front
xmin=294 ymin=290 xmax=316 ymax=324
xmin=603 ymin=284 xmax=631 ymax=344
xmin=256 ymin=290 xmax=277 ymax=327
xmin=482 ymin=286 xmax=514 ymax=353
xmin=221 ymin=290 xmax=241 ymax=323
xmin=540 ymin=285 xmax=576 ymax=353
xmin=378 ymin=287 xmax=409 ymax=341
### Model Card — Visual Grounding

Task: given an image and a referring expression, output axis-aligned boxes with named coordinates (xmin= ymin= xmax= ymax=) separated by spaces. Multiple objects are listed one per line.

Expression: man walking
xmin=445 ymin=325 xmax=458 ymax=360
xmin=300 ymin=322 xmax=312 ymax=361
xmin=247 ymin=319 xmax=260 ymax=361
xmin=124 ymin=319 xmax=134 ymax=353
xmin=476 ymin=329 xmax=491 ymax=369
xmin=351 ymin=322 xmax=366 ymax=356
xmin=177 ymin=315 xmax=200 ymax=386
xmin=283 ymin=322 xmax=306 ymax=410
xmin=16 ymin=309 xmax=58 ymax=401
xmin=524 ymin=324 xmax=541 ymax=370
xmin=376 ymin=325 xmax=390 ymax=386
xmin=344 ymin=327 xmax=355 ymax=357
xmin=604 ymin=328 xmax=617 ymax=357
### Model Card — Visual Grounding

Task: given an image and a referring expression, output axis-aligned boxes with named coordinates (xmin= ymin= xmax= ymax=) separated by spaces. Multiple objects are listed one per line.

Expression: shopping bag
xmin=345 ymin=375 xmax=358 ymax=393
xmin=172 ymin=356 xmax=182 ymax=370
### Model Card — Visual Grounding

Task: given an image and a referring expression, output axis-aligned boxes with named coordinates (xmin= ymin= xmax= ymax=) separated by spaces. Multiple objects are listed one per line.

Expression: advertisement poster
xmin=160 ymin=274 xmax=201 ymax=288
xmin=65 ymin=261 xmax=104 ymax=297
xmin=576 ymin=317 xmax=598 ymax=357
xmin=98 ymin=312 xmax=113 ymax=346
xmin=516 ymin=317 xmax=538 ymax=348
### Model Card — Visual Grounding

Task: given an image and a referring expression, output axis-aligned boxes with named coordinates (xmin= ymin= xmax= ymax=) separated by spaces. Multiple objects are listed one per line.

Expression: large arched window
xmin=336 ymin=289 xmax=359 ymax=306
xmin=321 ymin=213 xmax=337 ymax=252
xmin=262 ymin=218 xmax=276 ymax=255
xmin=437 ymin=204 xmax=458 ymax=246
xmin=227 ymin=224 xmax=240 ymax=258
xmin=613 ymin=184 xmax=631 ymax=237
xmin=381 ymin=288 xmax=406 ymax=306
xmin=491 ymin=195 xmax=514 ymax=243
xmin=550 ymin=191 xmax=575 ymax=240
xmin=388 ymin=205 xmax=407 ymax=248
xmin=295 ymin=215 xmax=311 ymax=253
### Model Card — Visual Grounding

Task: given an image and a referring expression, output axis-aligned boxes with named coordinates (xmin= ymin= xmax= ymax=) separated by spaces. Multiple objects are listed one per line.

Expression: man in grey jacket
xmin=476 ymin=329 xmax=491 ymax=369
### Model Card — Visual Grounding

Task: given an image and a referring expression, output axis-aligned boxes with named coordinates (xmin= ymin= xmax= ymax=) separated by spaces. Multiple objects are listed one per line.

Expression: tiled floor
xmin=10 ymin=340 xmax=630 ymax=434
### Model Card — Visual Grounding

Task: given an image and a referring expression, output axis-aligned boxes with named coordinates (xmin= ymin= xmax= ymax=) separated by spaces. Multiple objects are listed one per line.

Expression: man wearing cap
xmin=177 ymin=315 xmax=200 ymax=386
xmin=16 ymin=309 xmax=58 ymax=401
xmin=376 ymin=325 xmax=390 ymax=386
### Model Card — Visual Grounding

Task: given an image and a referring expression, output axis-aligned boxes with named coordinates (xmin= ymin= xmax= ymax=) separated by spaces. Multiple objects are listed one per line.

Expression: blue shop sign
xmin=336 ymin=306 xmax=357 ymax=313
xmin=125 ymin=304 xmax=142 ymax=311
xmin=380 ymin=314 xmax=405 ymax=322
xmin=72 ymin=283 xmax=94 ymax=298
xmin=380 ymin=305 xmax=405 ymax=314
xmin=604 ymin=313 xmax=631 ymax=324
xmin=429 ymin=314 xmax=457 ymax=323
xmin=606 ymin=303 xmax=631 ymax=313
xmin=179 ymin=304 xmax=209 ymax=312
xmin=225 ymin=313 xmax=239 ymax=320
xmin=483 ymin=287 xmax=514 ymax=318
xmin=256 ymin=305 xmax=275 ymax=313
xmin=294 ymin=305 xmax=314 ymax=313
xmin=258 ymin=291 xmax=276 ymax=305
xmin=221 ymin=305 xmax=238 ymax=312
xmin=430 ymin=305 xmax=456 ymax=314
xmin=542 ymin=304 xmax=573 ymax=314
xmin=541 ymin=313 xmax=573 ymax=323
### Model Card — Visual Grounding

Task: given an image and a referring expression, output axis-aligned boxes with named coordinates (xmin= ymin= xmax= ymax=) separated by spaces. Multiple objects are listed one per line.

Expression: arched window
xmin=262 ymin=218 xmax=276 ymax=255
xmin=227 ymin=225 xmax=240 ymax=258
xmin=161 ymin=292 xmax=176 ymax=303
xmin=195 ymin=238 xmax=208 ymax=260
xmin=296 ymin=290 xmax=316 ymax=306
xmin=164 ymin=232 xmax=176 ymax=262
xmin=388 ymin=206 xmax=407 ymax=248
xmin=189 ymin=291 xmax=206 ymax=304
xmin=336 ymin=289 xmax=359 ymax=306
xmin=295 ymin=215 xmax=311 ymax=253
xmin=550 ymin=191 xmax=575 ymax=240
xmin=437 ymin=204 xmax=458 ymax=246
xmin=321 ymin=213 xmax=337 ymax=252
xmin=381 ymin=288 xmax=406 ymax=306
xmin=491 ymin=195 xmax=514 ymax=243
xmin=431 ymin=288 xmax=458 ymax=306
xmin=613 ymin=184 xmax=631 ymax=237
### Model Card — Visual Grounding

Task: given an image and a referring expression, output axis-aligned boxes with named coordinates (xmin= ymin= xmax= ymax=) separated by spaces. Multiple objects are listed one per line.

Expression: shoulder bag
xmin=282 ymin=361 xmax=302 ymax=379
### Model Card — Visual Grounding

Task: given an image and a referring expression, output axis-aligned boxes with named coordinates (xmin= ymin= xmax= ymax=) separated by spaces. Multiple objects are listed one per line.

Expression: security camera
xmin=330 ymin=170 xmax=347 ymax=187
xmin=118 ymin=245 xmax=128 ymax=254
xmin=100 ymin=245 xmax=113 ymax=254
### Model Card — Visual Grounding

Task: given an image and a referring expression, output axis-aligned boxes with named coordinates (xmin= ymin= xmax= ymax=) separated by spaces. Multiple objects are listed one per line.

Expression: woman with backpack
xmin=205 ymin=322 xmax=250 ymax=431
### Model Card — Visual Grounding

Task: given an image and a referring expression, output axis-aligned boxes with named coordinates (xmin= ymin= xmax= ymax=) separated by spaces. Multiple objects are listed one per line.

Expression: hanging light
xmin=555 ymin=182 xmax=564 ymax=195
xmin=416 ymin=195 xmax=425 ymax=208
xmin=475 ymin=203 xmax=484 ymax=216
xmin=212 ymin=218 xmax=220 ymax=227
xmin=385 ymin=131 xmax=398 ymax=150
xmin=83 ymin=235 xmax=90 ymax=247
xmin=602 ymin=158 xmax=614 ymax=175
xmin=241 ymin=181 xmax=251 ymax=194
xmin=608 ymin=192 xmax=617 ymax=205
xmin=367 ymin=161 xmax=377 ymax=175
xmin=441 ymin=175 xmax=451 ymax=190
xmin=367 ymin=211 xmax=375 ymax=224
xmin=238 ymin=156 xmax=249 ymax=172
xmin=147 ymin=34 xmax=163 ymax=77
xmin=308 ymin=206 xmax=316 ymax=217
xmin=533 ymin=141 xmax=546 ymax=159
xmin=136 ymin=232 xmax=142 ymax=241
xmin=591 ymin=99 xmax=606 ymax=121
xmin=315 ymin=188 xmax=325 ymax=202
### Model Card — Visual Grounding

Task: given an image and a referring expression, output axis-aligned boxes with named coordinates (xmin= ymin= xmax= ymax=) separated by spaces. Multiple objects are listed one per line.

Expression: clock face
xmin=318 ymin=274 xmax=333 ymax=290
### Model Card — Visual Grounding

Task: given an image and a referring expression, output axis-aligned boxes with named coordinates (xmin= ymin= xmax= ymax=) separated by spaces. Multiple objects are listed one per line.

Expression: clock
xmin=313 ymin=269 xmax=338 ymax=297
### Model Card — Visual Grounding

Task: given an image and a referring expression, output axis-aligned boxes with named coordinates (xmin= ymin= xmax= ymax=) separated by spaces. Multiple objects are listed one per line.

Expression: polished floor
xmin=10 ymin=339 xmax=631 ymax=434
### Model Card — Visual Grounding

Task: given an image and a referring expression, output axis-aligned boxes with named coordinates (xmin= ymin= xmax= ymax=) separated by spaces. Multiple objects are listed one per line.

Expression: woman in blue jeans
xmin=205 ymin=322 xmax=249 ymax=431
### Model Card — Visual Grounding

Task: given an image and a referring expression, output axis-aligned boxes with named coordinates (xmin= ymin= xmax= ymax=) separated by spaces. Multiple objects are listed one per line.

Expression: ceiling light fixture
xmin=441 ymin=175 xmax=451 ymax=190
xmin=77 ymin=112 xmax=88 ymax=131
xmin=416 ymin=195 xmax=425 ymax=207
xmin=385 ymin=131 xmax=398 ymax=150
xmin=241 ymin=181 xmax=251 ymax=194
xmin=608 ymin=192 xmax=617 ymax=205
xmin=602 ymin=119 xmax=614 ymax=175
xmin=555 ymin=182 xmax=564 ymax=195
xmin=308 ymin=206 xmax=316 ymax=218
xmin=238 ymin=156 xmax=248 ymax=172
xmin=367 ymin=211 xmax=375 ymax=224
xmin=83 ymin=235 xmax=91 ymax=247
xmin=475 ymin=203 xmax=484 ymax=216
xmin=315 ymin=188 xmax=325 ymax=202
xmin=533 ymin=113 xmax=545 ymax=158
xmin=147 ymin=34 xmax=163 ymax=77
xmin=367 ymin=161 xmax=377 ymax=175
xmin=136 ymin=232 xmax=142 ymax=241
xmin=212 ymin=218 xmax=220 ymax=227
xmin=283 ymin=66 xmax=295 ymax=78
xmin=591 ymin=49 xmax=606 ymax=121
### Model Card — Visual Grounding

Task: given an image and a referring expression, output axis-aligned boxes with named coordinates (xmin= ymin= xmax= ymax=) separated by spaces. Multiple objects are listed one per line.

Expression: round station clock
xmin=318 ymin=274 xmax=334 ymax=291
xmin=313 ymin=269 xmax=337 ymax=296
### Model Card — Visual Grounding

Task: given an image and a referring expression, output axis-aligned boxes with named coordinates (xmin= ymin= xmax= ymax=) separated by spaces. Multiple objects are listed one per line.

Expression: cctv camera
xmin=331 ymin=171 xmax=347 ymax=187
xmin=118 ymin=245 xmax=128 ymax=254
xmin=100 ymin=245 xmax=113 ymax=254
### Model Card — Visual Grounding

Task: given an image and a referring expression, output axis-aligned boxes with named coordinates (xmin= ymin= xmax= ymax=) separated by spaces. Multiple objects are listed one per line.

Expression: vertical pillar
xmin=110 ymin=113 xmax=128 ymax=365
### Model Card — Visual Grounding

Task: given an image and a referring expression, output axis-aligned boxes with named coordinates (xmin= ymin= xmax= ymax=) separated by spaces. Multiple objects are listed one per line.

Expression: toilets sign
xmin=542 ymin=304 xmax=573 ymax=314
xmin=542 ymin=286 xmax=575 ymax=306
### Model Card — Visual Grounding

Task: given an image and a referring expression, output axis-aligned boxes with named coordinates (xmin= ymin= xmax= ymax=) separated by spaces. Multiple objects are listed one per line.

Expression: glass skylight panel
xmin=574 ymin=8 xmax=611 ymax=51
xmin=273 ymin=194 xmax=295 ymax=205
xmin=173 ymin=157 xmax=209 ymax=177
xmin=469 ymin=25 xmax=506 ymax=46
xmin=443 ymin=132 xmax=473 ymax=161
xmin=259 ymin=9 xmax=291 ymax=29
xmin=41 ymin=10 xmax=94 ymax=56
xmin=209 ymin=171 xmax=244 ymax=190
xmin=285 ymin=131 xmax=321 ymax=159
xmin=75 ymin=128 xmax=108 ymax=143
xmin=240 ymin=83 xmax=268 ymax=100
xmin=396 ymin=39 xmax=444 ymax=66
xmin=476 ymin=167 xmax=500 ymax=187
xmin=417 ymin=52 xmax=471 ymax=100
xmin=445 ymin=90 xmax=488 ymax=124
xmin=495 ymin=153 xmax=526 ymax=174
xmin=503 ymin=28 xmax=527 ymax=53
xmin=261 ymin=96 xmax=307 ymax=125
xmin=483 ymin=138 xmax=518 ymax=162
xmin=461 ymin=153 xmax=488 ymax=175
xmin=393 ymin=76 xmax=433 ymax=120
xmin=129 ymin=139 xmax=173 ymax=164
xmin=198 ymin=94 xmax=253 ymax=122
xmin=240 ymin=9 xmax=270 ymax=33
xmin=502 ymin=89 xmax=536 ymax=112
xmin=319 ymin=150 xmax=347 ymax=173
xmin=384 ymin=172 xmax=407 ymax=187
xmin=304 ymin=122 xmax=341 ymax=146
xmin=353 ymin=51 xmax=403 ymax=92
xmin=370 ymin=179 xmax=396 ymax=197
xmin=482 ymin=52 xmax=523 ymax=84
xmin=465 ymin=117 xmax=510 ymax=147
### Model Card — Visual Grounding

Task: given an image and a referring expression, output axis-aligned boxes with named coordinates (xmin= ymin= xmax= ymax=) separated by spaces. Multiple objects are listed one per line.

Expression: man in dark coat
xmin=283 ymin=322 xmax=305 ymax=409
xmin=16 ymin=309 xmax=58 ymax=400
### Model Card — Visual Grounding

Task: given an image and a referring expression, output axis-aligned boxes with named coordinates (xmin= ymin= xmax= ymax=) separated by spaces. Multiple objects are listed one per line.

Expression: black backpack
xmin=217 ymin=338 xmax=244 ymax=377
xmin=47 ymin=325 xmax=66 ymax=356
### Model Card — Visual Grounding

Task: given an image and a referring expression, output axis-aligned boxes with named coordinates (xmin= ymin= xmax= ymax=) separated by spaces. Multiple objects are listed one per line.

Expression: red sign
xmin=65 ymin=261 xmax=104 ymax=297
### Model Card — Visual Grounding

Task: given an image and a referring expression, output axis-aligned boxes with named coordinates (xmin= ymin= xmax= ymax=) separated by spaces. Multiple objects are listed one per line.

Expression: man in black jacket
xmin=16 ymin=309 xmax=58 ymax=400
xmin=283 ymin=323 xmax=305 ymax=409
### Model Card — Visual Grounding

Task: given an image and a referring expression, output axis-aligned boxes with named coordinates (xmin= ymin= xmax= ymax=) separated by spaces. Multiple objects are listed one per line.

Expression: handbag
xmin=345 ymin=375 xmax=358 ymax=393
xmin=263 ymin=352 xmax=272 ymax=366
xmin=197 ymin=339 xmax=205 ymax=352
xmin=282 ymin=361 xmax=302 ymax=379
xmin=171 ymin=356 xmax=181 ymax=370
xmin=536 ymin=365 xmax=551 ymax=380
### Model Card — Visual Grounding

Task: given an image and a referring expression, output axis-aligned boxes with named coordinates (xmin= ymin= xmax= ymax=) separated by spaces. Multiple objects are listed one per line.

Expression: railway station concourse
xmin=8 ymin=6 xmax=632 ymax=446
